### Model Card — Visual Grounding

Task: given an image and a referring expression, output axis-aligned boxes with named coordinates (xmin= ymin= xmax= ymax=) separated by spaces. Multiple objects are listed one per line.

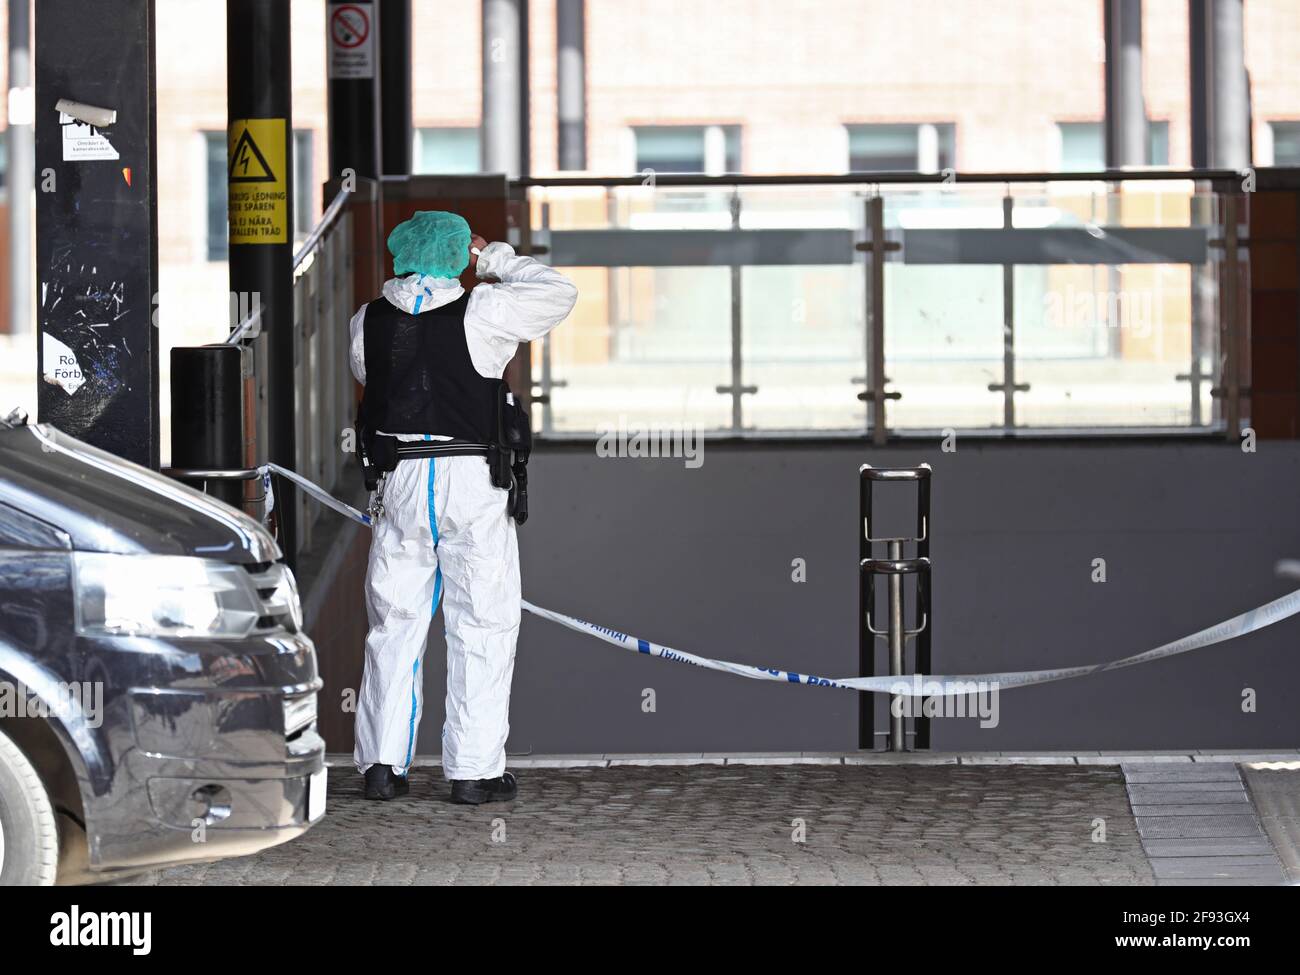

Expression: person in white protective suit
xmin=349 ymin=210 xmax=577 ymax=804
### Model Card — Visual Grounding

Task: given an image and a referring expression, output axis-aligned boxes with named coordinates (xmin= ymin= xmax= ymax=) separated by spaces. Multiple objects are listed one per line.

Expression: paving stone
xmin=119 ymin=764 xmax=1154 ymax=887
xmin=959 ymin=756 xmax=1076 ymax=765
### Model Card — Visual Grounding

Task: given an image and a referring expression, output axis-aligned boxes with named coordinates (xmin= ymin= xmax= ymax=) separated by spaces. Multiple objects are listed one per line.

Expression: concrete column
xmin=556 ymin=0 xmax=585 ymax=170
xmin=1190 ymin=0 xmax=1251 ymax=170
xmin=482 ymin=0 xmax=529 ymax=177
xmin=1105 ymin=0 xmax=1147 ymax=167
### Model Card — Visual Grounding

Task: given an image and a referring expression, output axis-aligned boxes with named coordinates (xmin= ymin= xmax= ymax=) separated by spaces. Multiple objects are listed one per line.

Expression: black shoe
xmin=450 ymin=771 xmax=518 ymax=805
xmin=364 ymin=765 xmax=410 ymax=801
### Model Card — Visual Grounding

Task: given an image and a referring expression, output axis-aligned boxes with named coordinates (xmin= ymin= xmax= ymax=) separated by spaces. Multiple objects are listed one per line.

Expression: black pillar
xmin=328 ymin=0 xmax=383 ymax=179
xmin=34 ymin=0 xmax=159 ymax=467
xmin=228 ymin=0 xmax=296 ymax=564
xmin=379 ymin=0 xmax=411 ymax=175
xmin=1190 ymin=0 xmax=1210 ymax=169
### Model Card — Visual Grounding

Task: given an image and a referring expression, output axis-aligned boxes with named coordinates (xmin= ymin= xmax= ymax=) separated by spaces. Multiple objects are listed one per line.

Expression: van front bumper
xmin=79 ymin=629 xmax=327 ymax=875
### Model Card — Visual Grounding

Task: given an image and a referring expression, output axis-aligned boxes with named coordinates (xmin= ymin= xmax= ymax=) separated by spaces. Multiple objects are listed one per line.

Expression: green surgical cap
xmin=387 ymin=210 xmax=472 ymax=279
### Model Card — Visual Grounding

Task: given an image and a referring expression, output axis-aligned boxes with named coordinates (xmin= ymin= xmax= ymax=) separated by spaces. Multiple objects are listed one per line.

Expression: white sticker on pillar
xmin=42 ymin=333 xmax=86 ymax=395
xmin=58 ymin=111 xmax=119 ymax=161
xmin=328 ymin=3 xmax=375 ymax=79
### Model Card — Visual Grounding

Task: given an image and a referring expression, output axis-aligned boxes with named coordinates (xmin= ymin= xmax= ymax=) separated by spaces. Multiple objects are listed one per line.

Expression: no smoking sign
xmin=328 ymin=3 xmax=374 ymax=79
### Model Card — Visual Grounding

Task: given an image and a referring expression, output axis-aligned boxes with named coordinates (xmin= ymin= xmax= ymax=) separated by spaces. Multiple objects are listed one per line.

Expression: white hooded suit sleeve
xmin=348 ymin=306 xmax=368 ymax=385
xmin=464 ymin=242 xmax=578 ymax=378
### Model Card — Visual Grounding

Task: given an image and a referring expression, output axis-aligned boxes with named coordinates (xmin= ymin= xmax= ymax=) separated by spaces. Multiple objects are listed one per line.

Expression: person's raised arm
xmin=467 ymin=239 xmax=578 ymax=345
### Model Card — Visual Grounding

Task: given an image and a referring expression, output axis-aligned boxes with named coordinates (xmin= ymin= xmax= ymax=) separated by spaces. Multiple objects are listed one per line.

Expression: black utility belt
xmin=393 ymin=439 xmax=491 ymax=459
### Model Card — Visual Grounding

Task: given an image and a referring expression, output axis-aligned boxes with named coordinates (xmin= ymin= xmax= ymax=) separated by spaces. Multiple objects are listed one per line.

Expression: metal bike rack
xmin=859 ymin=464 xmax=933 ymax=752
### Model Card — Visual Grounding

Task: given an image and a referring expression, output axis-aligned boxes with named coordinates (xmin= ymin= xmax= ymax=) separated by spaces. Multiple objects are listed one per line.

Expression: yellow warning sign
xmin=228 ymin=118 xmax=287 ymax=245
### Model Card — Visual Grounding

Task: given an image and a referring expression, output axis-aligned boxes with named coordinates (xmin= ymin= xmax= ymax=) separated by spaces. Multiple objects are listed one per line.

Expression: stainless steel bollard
xmin=859 ymin=464 xmax=933 ymax=752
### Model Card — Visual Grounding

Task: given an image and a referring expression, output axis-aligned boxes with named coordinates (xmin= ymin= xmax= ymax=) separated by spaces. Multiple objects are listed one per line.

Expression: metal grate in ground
xmin=1122 ymin=763 xmax=1287 ymax=886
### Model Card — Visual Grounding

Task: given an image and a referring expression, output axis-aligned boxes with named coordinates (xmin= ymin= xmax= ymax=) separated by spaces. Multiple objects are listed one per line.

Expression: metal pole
xmin=888 ymin=539 xmax=905 ymax=752
xmin=327 ymin=0 xmax=382 ymax=179
xmin=989 ymin=193 xmax=1030 ymax=419
xmin=869 ymin=195 xmax=887 ymax=444
xmin=34 ymin=0 xmax=160 ymax=467
xmin=556 ymin=0 xmax=586 ymax=170
xmin=1104 ymin=0 xmax=1147 ymax=168
xmin=914 ymin=468 xmax=932 ymax=750
xmin=858 ymin=470 xmax=872 ymax=750
xmin=728 ymin=190 xmax=743 ymax=431
xmin=1001 ymin=194 xmax=1016 ymax=427
xmin=1209 ymin=0 xmax=1249 ymax=170
xmin=1190 ymin=0 xmax=1250 ymax=171
xmin=379 ymin=0 xmax=411 ymax=175
xmin=1190 ymin=0 xmax=1209 ymax=169
xmin=482 ymin=0 xmax=526 ymax=177
xmin=8 ymin=0 xmax=32 ymax=335
xmin=228 ymin=0 xmax=296 ymax=565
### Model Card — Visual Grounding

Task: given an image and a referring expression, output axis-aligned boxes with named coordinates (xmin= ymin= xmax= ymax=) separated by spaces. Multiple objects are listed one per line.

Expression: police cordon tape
xmin=521 ymin=591 xmax=1300 ymax=697
xmin=264 ymin=463 xmax=1300 ymax=697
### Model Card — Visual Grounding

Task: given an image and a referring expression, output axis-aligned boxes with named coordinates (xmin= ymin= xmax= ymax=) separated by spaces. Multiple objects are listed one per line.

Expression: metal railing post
xmin=534 ymin=199 xmax=567 ymax=435
xmin=869 ymin=195 xmax=887 ymax=444
xmin=715 ymin=189 xmax=757 ymax=430
xmin=856 ymin=194 xmax=900 ymax=444
xmin=988 ymin=192 xmax=1030 ymax=426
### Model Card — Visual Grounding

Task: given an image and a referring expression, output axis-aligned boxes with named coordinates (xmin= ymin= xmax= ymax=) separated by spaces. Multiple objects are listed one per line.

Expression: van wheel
xmin=0 ymin=727 xmax=59 ymax=886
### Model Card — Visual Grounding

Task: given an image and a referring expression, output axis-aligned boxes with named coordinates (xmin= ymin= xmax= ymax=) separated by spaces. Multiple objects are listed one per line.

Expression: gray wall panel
xmin=414 ymin=441 xmax=1300 ymax=756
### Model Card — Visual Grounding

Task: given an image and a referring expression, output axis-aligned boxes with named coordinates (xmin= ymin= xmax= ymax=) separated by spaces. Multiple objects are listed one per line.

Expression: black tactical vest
xmin=358 ymin=291 xmax=499 ymax=443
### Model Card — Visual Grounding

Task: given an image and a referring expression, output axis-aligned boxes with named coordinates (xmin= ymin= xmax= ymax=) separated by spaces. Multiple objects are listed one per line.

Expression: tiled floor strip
xmin=1122 ymin=763 xmax=1288 ymax=886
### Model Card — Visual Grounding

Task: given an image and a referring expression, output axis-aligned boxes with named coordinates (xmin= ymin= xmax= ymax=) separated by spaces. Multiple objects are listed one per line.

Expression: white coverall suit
xmin=350 ymin=242 xmax=577 ymax=780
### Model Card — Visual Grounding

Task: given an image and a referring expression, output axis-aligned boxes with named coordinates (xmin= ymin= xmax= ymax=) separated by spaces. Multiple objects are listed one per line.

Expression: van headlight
xmin=73 ymin=553 xmax=263 ymax=639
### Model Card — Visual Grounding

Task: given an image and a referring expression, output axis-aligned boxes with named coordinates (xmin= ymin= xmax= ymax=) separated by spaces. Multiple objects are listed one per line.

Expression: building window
xmin=414 ymin=127 xmax=480 ymax=174
xmin=205 ymin=128 xmax=316 ymax=261
xmin=204 ymin=131 xmax=227 ymax=261
xmin=1057 ymin=121 xmax=1170 ymax=171
xmin=847 ymin=123 xmax=955 ymax=173
xmin=634 ymin=125 xmax=741 ymax=175
xmin=1268 ymin=122 xmax=1300 ymax=166
xmin=293 ymin=129 xmax=315 ymax=237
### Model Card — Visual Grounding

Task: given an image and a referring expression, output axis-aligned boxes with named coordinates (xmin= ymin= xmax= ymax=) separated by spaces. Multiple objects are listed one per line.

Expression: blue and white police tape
xmin=259 ymin=464 xmax=1300 ymax=697
xmin=261 ymin=462 xmax=372 ymax=527
xmin=521 ymin=590 xmax=1300 ymax=697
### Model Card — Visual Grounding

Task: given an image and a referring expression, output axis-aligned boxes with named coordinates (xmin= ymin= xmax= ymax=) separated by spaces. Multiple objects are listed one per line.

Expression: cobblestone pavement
xmin=123 ymin=763 xmax=1154 ymax=886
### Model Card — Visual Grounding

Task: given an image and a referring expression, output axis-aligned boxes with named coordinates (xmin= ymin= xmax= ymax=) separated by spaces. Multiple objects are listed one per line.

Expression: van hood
xmin=0 ymin=424 xmax=279 ymax=564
